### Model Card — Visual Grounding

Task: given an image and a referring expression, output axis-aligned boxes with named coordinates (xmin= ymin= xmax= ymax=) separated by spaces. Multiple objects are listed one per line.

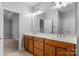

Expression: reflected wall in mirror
xmin=58 ymin=3 xmax=76 ymax=35
xmin=39 ymin=18 xmax=53 ymax=33
xmin=32 ymin=2 xmax=77 ymax=35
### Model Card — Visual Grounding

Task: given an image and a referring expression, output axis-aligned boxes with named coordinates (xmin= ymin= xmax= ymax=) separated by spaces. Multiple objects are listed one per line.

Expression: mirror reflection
xmin=32 ymin=2 xmax=76 ymax=35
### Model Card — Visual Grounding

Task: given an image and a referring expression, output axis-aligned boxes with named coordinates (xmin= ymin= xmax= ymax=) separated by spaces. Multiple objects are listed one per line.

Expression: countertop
xmin=24 ymin=32 xmax=77 ymax=44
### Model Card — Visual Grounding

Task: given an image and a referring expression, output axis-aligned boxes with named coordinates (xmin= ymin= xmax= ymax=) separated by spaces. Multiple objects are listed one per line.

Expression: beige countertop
xmin=24 ymin=32 xmax=77 ymax=44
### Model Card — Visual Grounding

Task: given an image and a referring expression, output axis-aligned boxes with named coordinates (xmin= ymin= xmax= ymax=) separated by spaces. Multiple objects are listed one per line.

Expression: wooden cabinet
xmin=56 ymin=47 xmax=75 ymax=56
xmin=24 ymin=35 xmax=34 ymax=53
xmin=34 ymin=41 xmax=43 ymax=50
xmin=34 ymin=48 xmax=43 ymax=56
xmin=24 ymin=35 xmax=76 ymax=56
xmin=45 ymin=39 xmax=75 ymax=50
xmin=29 ymin=39 xmax=34 ymax=53
xmin=45 ymin=44 xmax=55 ymax=56
xmin=45 ymin=39 xmax=76 ymax=56
xmin=56 ymin=47 xmax=66 ymax=56
xmin=34 ymin=37 xmax=44 ymax=56
xmin=66 ymin=49 xmax=75 ymax=56
xmin=24 ymin=35 xmax=29 ymax=50
xmin=34 ymin=37 xmax=43 ymax=50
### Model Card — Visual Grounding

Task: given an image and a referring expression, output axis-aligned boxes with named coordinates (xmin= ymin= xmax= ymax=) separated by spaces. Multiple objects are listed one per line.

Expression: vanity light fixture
xmin=32 ymin=8 xmax=43 ymax=16
xmin=50 ymin=2 xmax=73 ymax=9
xmin=32 ymin=2 xmax=73 ymax=15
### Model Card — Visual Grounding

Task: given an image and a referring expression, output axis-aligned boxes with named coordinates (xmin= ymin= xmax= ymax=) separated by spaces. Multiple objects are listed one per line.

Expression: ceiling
xmin=4 ymin=2 xmax=76 ymax=19
xmin=24 ymin=2 xmax=39 ymax=6
xmin=59 ymin=3 xmax=75 ymax=13
xmin=25 ymin=2 xmax=75 ymax=14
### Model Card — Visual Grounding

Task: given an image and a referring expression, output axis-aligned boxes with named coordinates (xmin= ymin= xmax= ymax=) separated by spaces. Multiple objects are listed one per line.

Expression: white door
xmin=0 ymin=3 xmax=4 ymax=56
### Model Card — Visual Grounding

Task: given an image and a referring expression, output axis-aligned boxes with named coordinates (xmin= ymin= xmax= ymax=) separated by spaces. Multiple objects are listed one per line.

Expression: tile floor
xmin=4 ymin=39 xmax=33 ymax=56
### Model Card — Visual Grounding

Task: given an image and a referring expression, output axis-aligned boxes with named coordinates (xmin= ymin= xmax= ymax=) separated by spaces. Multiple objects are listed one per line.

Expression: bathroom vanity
xmin=24 ymin=33 xmax=76 ymax=56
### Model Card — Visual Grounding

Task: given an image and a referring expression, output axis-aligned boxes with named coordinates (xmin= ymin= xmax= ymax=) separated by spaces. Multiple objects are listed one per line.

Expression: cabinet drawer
xmin=34 ymin=48 xmax=43 ymax=56
xmin=45 ymin=39 xmax=75 ymax=50
xmin=26 ymin=35 xmax=33 ymax=39
xmin=38 ymin=38 xmax=43 ymax=42
xmin=38 ymin=42 xmax=43 ymax=49
xmin=34 ymin=41 xmax=38 ymax=48
xmin=34 ymin=41 xmax=43 ymax=50
xmin=66 ymin=49 xmax=75 ymax=56
xmin=56 ymin=47 xmax=75 ymax=56
xmin=34 ymin=37 xmax=43 ymax=43
xmin=34 ymin=37 xmax=39 ymax=41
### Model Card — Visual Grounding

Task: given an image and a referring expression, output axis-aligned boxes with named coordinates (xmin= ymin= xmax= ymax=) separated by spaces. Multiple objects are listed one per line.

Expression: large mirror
xmin=32 ymin=2 xmax=76 ymax=35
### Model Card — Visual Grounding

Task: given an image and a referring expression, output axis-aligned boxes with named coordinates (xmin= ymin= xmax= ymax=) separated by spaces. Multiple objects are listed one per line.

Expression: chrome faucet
xmin=57 ymin=34 xmax=65 ymax=39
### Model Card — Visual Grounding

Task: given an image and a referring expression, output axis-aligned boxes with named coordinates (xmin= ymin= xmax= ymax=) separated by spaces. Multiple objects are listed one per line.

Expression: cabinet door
xmin=34 ymin=48 xmax=43 ymax=56
xmin=24 ymin=37 xmax=29 ymax=50
xmin=45 ymin=44 xmax=55 ymax=56
xmin=56 ymin=47 xmax=66 ymax=56
xmin=28 ymin=39 xmax=34 ymax=53
xmin=65 ymin=49 xmax=75 ymax=56
xmin=56 ymin=47 xmax=75 ymax=56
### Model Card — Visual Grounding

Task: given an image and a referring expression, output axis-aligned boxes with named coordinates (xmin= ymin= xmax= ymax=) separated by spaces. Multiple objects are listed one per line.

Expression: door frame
xmin=3 ymin=8 xmax=20 ymax=52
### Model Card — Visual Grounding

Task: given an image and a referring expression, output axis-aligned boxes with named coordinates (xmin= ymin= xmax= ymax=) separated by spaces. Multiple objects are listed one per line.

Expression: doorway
xmin=4 ymin=9 xmax=19 ymax=56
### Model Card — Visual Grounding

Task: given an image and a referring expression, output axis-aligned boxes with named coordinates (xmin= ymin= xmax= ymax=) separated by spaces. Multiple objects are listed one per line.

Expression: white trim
xmin=3 ymin=8 xmax=21 ymax=51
